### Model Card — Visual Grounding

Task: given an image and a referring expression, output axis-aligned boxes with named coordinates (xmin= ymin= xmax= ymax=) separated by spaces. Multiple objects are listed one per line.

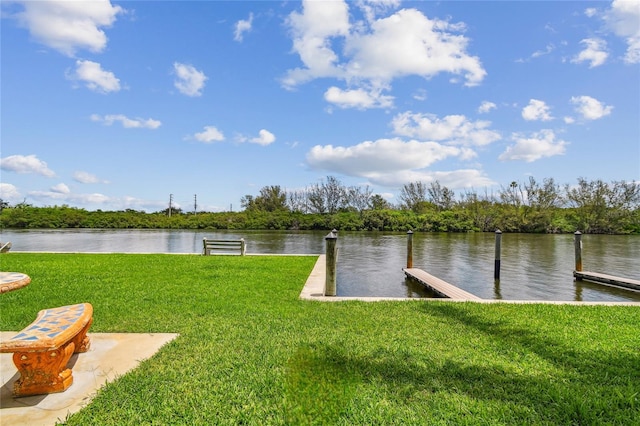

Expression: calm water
xmin=1 ymin=229 xmax=639 ymax=302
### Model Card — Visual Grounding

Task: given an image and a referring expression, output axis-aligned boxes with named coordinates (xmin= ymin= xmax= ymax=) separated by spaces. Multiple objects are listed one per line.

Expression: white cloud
xmin=572 ymin=38 xmax=608 ymax=67
xmin=6 ymin=186 xmax=163 ymax=212
xmin=570 ymin=95 xmax=613 ymax=120
xmin=234 ymin=13 xmax=253 ymax=42
xmin=193 ymin=126 xmax=225 ymax=143
xmin=236 ymin=129 xmax=277 ymax=146
xmin=283 ymin=2 xmax=486 ymax=107
xmin=531 ymin=43 xmax=555 ymax=59
xmin=412 ymin=88 xmax=427 ymax=101
xmin=516 ymin=41 xmax=566 ymax=63
xmin=478 ymin=101 xmax=497 ymax=114
xmin=50 ymin=183 xmax=71 ymax=194
xmin=0 ymin=154 xmax=56 ymax=177
xmin=604 ymin=0 xmax=640 ymax=64
xmin=391 ymin=112 xmax=501 ymax=147
xmin=173 ymin=63 xmax=207 ymax=97
xmin=69 ymin=60 xmax=121 ymax=93
xmin=250 ymin=129 xmax=276 ymax=146
xmin=324 ymin=86 xmax=394 ymax=109
xmin=8 ymin=0 xmax=123 ymax=56
xmin=428 ymin=169 xmax=495 ymax=189
xmin=306 ymin=138 xmax=495 ymax=188
xmin=522 ymin=99 xmax=553 ymax=121
xmin=90 ymin=114 xmax=161 ymax=129
xmin=585 ymin=8 xmax=598 ymax=18
xmin=345 ymin=9 xmax=486 ymax=86
xmin=499 ymin=129 xmax=568 ymax=162
xmin=283 ymin=0 xmax=350 ymax=87
xmin=356 ymin=0 xmax=401 ymax=22
xmin=29 ymin=189 xmax=110 ymax=206
xmin=372 ymin=168 xmax=495 ymax=189
xmin=344 ymin=8 xmax=486 ymax=86
xmin=306 ymin=138 xmax=464 ymax=179
xmin=377 ymin=192 xmax=394 ymax=200
xmin=0 ymin=183 xmax=21 ymax=202
xmin=73 ymin=171 xmax=109 ymax=184
xmin=120 ymin=196 xmax=167 ymax=212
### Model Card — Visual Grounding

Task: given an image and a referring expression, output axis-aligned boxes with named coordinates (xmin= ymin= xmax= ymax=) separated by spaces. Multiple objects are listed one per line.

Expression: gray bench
xmin=202 ymin=238 xmax=246 ymax=256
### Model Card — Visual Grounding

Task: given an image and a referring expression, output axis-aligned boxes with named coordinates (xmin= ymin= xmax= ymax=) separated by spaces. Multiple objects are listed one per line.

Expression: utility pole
xmin=169 ymin=194 xmax=173 ymax=217
xmin=194 ymin=194 xmax=197 ymax=214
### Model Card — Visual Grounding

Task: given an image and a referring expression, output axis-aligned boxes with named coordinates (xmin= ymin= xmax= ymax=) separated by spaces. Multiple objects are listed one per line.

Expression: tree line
xmin=1 ymin=176 xmax=638 ymax=234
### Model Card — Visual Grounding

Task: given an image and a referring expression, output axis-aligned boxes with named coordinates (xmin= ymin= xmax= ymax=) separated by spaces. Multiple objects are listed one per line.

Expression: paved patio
xmin=0 ymin=332 xmax=178 ymax=426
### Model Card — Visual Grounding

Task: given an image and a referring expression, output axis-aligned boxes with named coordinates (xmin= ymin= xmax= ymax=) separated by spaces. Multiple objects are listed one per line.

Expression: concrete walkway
xmin=1 ymin=332 xmax=178 ymax=425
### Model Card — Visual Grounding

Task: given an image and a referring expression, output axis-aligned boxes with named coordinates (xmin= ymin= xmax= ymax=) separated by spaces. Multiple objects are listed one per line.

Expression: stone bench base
xmin=1 ymin=303 xmax=93 ymax=397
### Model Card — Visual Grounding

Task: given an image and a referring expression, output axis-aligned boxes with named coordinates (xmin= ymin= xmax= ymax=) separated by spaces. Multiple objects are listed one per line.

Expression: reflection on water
xmin=1 ymin=229 xmax=639 ymax=302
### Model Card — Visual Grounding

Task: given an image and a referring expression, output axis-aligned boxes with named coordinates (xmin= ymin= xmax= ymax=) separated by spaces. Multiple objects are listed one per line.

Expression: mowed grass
xmin=1 ymin=253 xmax=639 ymax=425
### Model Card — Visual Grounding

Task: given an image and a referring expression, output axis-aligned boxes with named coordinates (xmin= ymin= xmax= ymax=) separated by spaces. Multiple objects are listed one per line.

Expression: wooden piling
xmin=574 ymin=231 xmax=582 ymax=274
xmin=572 ymin=231 xmax=639 ymax=292
xmin=324 ymin=230 xmax=338 ymax=296
xmin=406 ymin=230 xmax=413 ymax=269
xmin=494 ymin=229 xmax=502 ymax=280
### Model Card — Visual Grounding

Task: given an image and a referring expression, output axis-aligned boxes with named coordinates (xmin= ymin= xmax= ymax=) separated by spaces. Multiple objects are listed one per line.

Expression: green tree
xmin=565 ymin=178 xmax=611 ymax=233
xmin=427 ymin=181 xmax=456 ymax=210
xmin=286 ymin=189 xmax=308 ymax=213
xmin=346 ymin=185 xmax=372 ymax=213
xmin=369 ymin=194 xmax=391 ymax=210
xmin=305 ymin=176 xmax=347 ymax=214
xmin=399 ymin=181 xmax=427 ymax=213
xmin=240 ymin=195 xmax=255 ymax=211
xmin=323 ymin=176 xmax=345 ymax=214
xmin=242 ymin=186 xmax=288 ymax=212
xmin=306 ymin=183 xmax=326 ymax=214
xmin=522 ymin=177 xmax=563 ymax=232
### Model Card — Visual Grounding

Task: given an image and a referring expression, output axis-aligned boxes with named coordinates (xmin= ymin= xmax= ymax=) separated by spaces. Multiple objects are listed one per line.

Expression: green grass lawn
xmin=1 ymin=253 xmax=639 ymax=425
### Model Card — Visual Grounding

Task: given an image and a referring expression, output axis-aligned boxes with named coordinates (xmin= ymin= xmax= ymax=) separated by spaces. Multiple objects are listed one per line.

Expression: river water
xmin=1 ymin=229 xmax=639 ymax=302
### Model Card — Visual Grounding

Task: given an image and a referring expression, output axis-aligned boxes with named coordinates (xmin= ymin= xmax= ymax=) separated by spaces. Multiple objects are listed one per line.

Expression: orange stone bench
xmin=0 ymin=303 xmax=93 ymax=397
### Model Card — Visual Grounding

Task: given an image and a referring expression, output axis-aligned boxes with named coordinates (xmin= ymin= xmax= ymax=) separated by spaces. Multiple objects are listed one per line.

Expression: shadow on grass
xmin=284 ymin=304 xmax=639 ymax=424
xmin=417 ymin=303 xmax=640 ymax=422
xmin=284 ymin=344 xmax=361 ymax=425
xmin=423 ymin=303 xmax=640 ymax=377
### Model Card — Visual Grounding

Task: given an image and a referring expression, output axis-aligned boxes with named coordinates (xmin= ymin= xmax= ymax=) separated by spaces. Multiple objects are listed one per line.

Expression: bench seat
xmin=0 ymin=303 xmax=93 ymax=396
xmin=203 ymin=238 xmax=246 ymax=255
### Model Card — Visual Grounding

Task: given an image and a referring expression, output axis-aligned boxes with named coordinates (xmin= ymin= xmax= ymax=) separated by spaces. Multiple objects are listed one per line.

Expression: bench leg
xmin=71 ymin=316 xmax=93 ymax=353
xmin=12 ymin=342 xmax=75 ymax=397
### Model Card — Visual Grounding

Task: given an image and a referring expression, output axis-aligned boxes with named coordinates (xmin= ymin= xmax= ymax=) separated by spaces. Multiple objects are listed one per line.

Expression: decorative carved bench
xmin=0 ymin=303 xmax=93 ymax=397
xmin=203 ymin=238 xmax=246 ymax=255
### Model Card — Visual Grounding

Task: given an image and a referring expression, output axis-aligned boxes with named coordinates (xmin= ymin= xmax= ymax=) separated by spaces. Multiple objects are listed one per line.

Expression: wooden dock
xmin=404 ymin=268 xmax=482 ymax=300
xmin=574 ymin=271 xmax=640 ymax=292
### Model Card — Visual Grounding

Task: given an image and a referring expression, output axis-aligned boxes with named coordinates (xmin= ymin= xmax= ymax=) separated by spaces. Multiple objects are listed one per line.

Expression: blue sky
xmin=1 ymin=0 xmax=639 ymax=212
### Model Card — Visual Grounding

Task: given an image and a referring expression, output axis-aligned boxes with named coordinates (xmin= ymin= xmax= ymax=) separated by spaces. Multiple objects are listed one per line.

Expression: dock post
xmin=494 ymin=229 xmax=502 ymax=280
xmin=324 ymin=230 xmax=338 ymax=296
xmin=574 ymin=231 xmax=583 ymax=275
xmin=406 ymin=230 xmax=413 ymax=268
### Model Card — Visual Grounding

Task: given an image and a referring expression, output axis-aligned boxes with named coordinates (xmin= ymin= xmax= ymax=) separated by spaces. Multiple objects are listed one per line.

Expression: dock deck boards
xmin=574 ymin=271 xmax=640 ymax=292
xmin=404 ymin=268 xmax=481 ymax=300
